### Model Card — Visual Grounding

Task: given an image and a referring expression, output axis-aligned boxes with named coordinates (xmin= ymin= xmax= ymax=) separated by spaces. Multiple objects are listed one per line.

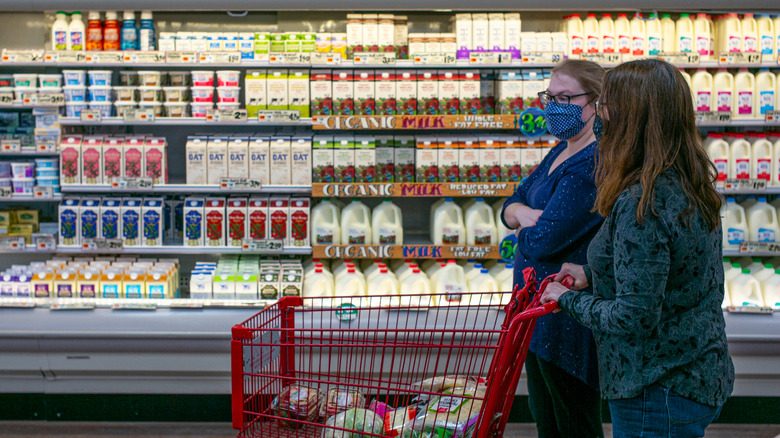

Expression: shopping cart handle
xmin=560 ymin=275 xmax=575 ymax=289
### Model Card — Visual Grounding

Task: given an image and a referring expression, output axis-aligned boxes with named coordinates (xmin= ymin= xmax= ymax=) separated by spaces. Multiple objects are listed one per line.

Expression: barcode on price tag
xmin=33 ymin=186 xmax=54 ymax=198
xmin=310 ymin=52 xmax=342 ymax=66
xmin=242 ymin=239 xmax=284 ymax=252
xmin=723 ymin=178 xmax=767 ymax=191
xmin=206 ymin=109 xmax=248 ymax=122
xmin=765 ymin=110 xmax=780 ymax=124
xmin=353 ymin=52 xmax=396 ymax=65
xmin=0 ymin=236 xmax=26 ymax=251
xmin=469 ymin=51 xmax=514 ymax=65
xmin=36 ymin=93 xmax=65 ymax=106
xmin=269 ymin=53 xmax=311 ymax=65
xmin=719 ymin=51 xmax=762 ymax=65
xmin=166 ymin=51 xmax=198 ymax=63
xmin=199 ymin=52 xmax=241 ymax=64
xmin=696 ymin=111 xmax=732 ymax=123
xmin=124 ymin=108 xmax=156 ymax=122
xmin=221 ymin=178 xmax=261 ymax=190
xmin=112 ymin=177 xmax=153 ymax=190
xmin=80 ymin=109 xmax=102 ymax=122
xmin=257 ymin=110 xmax=301 ymax=122
xmin=522 ymin=52 xmax=564 ymax=64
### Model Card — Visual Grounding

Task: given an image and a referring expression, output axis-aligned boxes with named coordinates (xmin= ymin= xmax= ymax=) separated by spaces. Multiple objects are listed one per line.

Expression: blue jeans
xmin=609 ymin=383 xmax=723 ymax=438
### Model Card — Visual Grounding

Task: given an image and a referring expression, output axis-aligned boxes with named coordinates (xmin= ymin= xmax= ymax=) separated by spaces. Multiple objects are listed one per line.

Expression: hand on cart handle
xmin=538 ymin=274 xmax=576 ymax=312
xmin=554 ymin=263 xmax=589 ymax=290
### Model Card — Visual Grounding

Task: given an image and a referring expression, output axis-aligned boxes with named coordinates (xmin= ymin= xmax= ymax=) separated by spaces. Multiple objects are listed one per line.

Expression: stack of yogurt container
xmin=8 ymin=161 xmax=35 ymax=197
xmin=8 ymin=73 xmax=63 ymax=104
xmin=189 ymin=70 xmax=241 ymax=118
xmin=62 ymin=70 xmax=114 ymax=118
xmin=116 ymin=70 xmax=194 ymax=118
xmin=34 ymin=158 xmax=60 ymax=195
xmin=1 ymin=159 xmax=60 ymax=197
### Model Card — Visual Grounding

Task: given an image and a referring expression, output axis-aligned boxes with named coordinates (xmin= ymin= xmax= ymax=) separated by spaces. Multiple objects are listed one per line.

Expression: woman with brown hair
xmin=541 ymin=59 xmax=734 ymax=437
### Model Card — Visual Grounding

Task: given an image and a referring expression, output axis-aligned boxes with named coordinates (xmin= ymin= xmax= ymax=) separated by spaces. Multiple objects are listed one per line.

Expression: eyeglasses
xmin=538 ymin=91 xmax=591 ymax=107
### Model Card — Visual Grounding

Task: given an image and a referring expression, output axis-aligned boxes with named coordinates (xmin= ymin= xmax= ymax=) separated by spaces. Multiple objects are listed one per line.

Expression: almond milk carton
xmin=245 ymin=70 xmax=267 ymax=117
xmin=333 ymin=70 xmax=355 ymax=115
xmin=354 ymin=71 xmax=376 ymax=115
xmin=205 ymin=197 xmax=226 ymax=247
xmin=415 ymin=136 xmax=438 ymax=182
xmin=60 ymin=135 xmax=83 ymax=185
xmin=500 ymin=136 xmax=522 ymax=182
xmin=144 ymin=137 xmax=168 ymax=185
xmin=438 ymin=71 xmax=460 ymax=115
xmin=288 ymin=69 xmax=310 ymax=117
xmin=394 ymin=136 xmax=415 ymax=182
xmin=207 ymin=136 xmax=229 ymax=185
xmin=438 ymin=136 xmax=459 ymax=182
xmin=480 ymin=137 xmax=501 ymax=182
xmin=142 ymin=197 xmax=164 ymax=247
xmin=375 ymin=136 xmax=394 ymax=182
xmin=228 ymin=136 xmax=249 ymax=179
xmin=248 ymin=136 xmax=270 ymax=185
xmin=334 ymin=135 xmax=355 ymax=182
xmin=354 ymin=135 xmax=376 ymax=183
xmin=376 ymin=70 xmax=396 ymax=115
xmin=291 ymin=136 xmax=312 ymax=185
xmin=270 ymin=136 xmax=291 ymax=185
xmin=269 ymin=196 xmax=289 ymax=245
xmin=184 ymin=197 xmax=205 ymax=247
xmin=267 ymin=70 xmax=289 ymax=110
xmin=417 ymin=70 xmax=439 ymax=115
xmin=248 ymin=197 xmax=269 ymax=240
xmin=289 ymin=198 xmax=310 ymax=247
xmin=396 ymin=70 xmax=417 ymax=115
xmin=227 ymin=198 xmax=248 ymax=247
xmin=186 ymin=135 xmax=208 ymax=185
xmin=59 ymin=198 xmax=80 ymax=247
xmin=81 ymin=136 xmax=104 ymax=185
xmin=459 ymin=70 xmax=480 ymax=115
xmin=121 ymin=198 xmax=142 ymax=247
xmin=310 ymin=70 xmax=333 ymax=116
xmin=312 ymin=135 xmax=335 ymax=183
xmin=103 ymin=137 xmax=124 ymax=184
xmin=124 ymin=136 xmax=146 ymax=179
xmin=459 ymin=136 xmax=480 ymax=182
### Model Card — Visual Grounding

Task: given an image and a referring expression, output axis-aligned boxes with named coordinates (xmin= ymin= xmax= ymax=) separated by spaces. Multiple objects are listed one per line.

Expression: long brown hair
xmin=551 ymin=59 xmax=605 ymax=98
xmin=594 ymin=59 xmax=721 ymax=231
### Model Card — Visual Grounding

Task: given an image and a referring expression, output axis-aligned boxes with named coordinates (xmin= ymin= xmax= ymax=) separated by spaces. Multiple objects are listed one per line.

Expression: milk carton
xmin=438 ymin=70 xmax=460 ymax=115
xmin=394 ymin=16 xmax=408 ymax=59
xmin=334 ymin=136 xmax=356 ymax=183
xmin=288 ymin=69 xmax=310 ymax=117
xmin=505 ymin=13 xmax=522 ymax=57
xmin=498 ymin=71 xmax=523 ymax=115
xmin=310 ymin=70 xmax=333 ymax=116
xmin=347 ymin=14 xmax=363 ymax=57
xmin=362 ymin=14 xmax=379 ymax=52
xmin=207 ymin=136 xmax=229 ymax=185
xmin=245 ymin=70 xmax=267 ymax=117
xmin=355 ymin=71 xmax=376 ymax=115
xmin=121 ymin=198 xmax=142 ymax=247
xmin=472 ymin=14 xmax=489 ymax=51
xmin=290 ymin=198 xmax=310 ymax=247
xmin=333 ymin=70 xmax=355 ymax=115
xmin=395 ymin=136 xmax=416 ymax=182
xmin=396 ymin=70 xmax=417 ymax=115
xmin=205 ymin=197 xmax=226 ymax=247
xmin=142 ymin=198 xmax=164 ymax=247
xmin=500 ymin=136 xmax=522 ymax=182
xmin=313 ymin=136 xmax=335 ymax=183
xmin=228 ymin=136 xmax=249 ymax=179
xmin=459 ymin=137 xmax=480 ymax=182
xmin=248 ymin=136 xmax=270 ymax=185
xmin=375 ymin=136 xmax=395 ymax=182
xmin=480 ymin=71 xmax=496 ymax=115
xmin=81 ymin=136 xmax=103 ymax=185
xmin=259 ymin=270 xmax=280 ymax=299
xmin=438 ymin=136 xmax=459 ymax=182
xmin=521 ymin=140 xmax=543 ymax=177
xmin=522 ymin=69 xmax=544 ymax=109
xmin=59 ymin=198 xmax=81 ymax=247
xmin=100 ymin=198 xmax=121 ymax=240
xmin=281 ymin=265 xmax=304 ymax=297
xmin=184 ymin=198 xmax=205 ymax=247
xmin=489 ymin=13 xmax=505 ymax=50
xmin=103 ymin=137 xmax=124 ymax=184
xmin=454 ymin=14 xmax=472 ymax=56
xmin=270 ymin=136 xmax=291 ymax=185
xmin=480 ymin=138 xmax=501 ymax=182
xmin=227 ymin=198 xmax=248 ymax=247
xmin=144 ymin=137 xmax=167 ymax=185
xmin=60 ymin=135 xmax=83 ymax=185
xmin=375 ymin=71 xmax=396 ymax=115
xmin=291 ymin=136 xmax=312 ymax=185
xmin=269 ymin=196 xmax=289 ymax=245
xmin=416 ymin=136 xmax=438 ymax=183
xmin=186 ymin=135 xmax=208 ymax=185
xmin=417 ymin=70 xmax=438 ymax=115
xmin=124 ymin=137 xmax=145 ymax=179
xmin=267 ymin=70 xmax=288 ymax=110
xmin=355 ymin=136 xmax=376 ymax=183
xmin=248 ymin=197 xmax=268 ymax=240
xmin=459 ymin=70 xmax=480 ymax=115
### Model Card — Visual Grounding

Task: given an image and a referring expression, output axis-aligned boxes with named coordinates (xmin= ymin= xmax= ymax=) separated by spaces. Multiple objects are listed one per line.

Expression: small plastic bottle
xmin=51 ymin=11 xmax=69 ymax=51
xmin=103 ymin=11 xmax=120 ymax=50
xmin=86 ymin=11 xmax=103 ymax=51
xmin=68 ymin=11 xmax=86 ymax=51
xmin=139 ymin=10 xmax=156 ymax=51
xmin=121 ymin=11 xmax=138 ymax=51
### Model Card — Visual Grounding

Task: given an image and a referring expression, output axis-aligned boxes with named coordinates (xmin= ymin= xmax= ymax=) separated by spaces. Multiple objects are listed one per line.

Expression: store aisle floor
xmin=0 ymin=422 xmax=779 ymax=437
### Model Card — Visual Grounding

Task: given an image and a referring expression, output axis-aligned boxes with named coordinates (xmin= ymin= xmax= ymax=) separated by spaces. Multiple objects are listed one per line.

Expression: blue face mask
xmin=544 ymin=101 xmax=587 ymax=141
xmin=593 ymin=115 xmax=603 ymax=142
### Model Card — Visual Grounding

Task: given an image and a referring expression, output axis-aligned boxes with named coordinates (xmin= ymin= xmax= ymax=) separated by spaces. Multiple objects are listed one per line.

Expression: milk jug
xmin=435 ymin=262 xmax=468 ymax=306
xmin=341 ymin=199 xmax=372 ymax=245
xmin=675 ymin=13 xmax=694 ymax=53
xmin=742 ymin=195 xmax=758 ymax=212
xmin=721 ymin=13 xmax=742 ymax=53
xmin=367 ymin=268 xmax=399 ymax=307
xmin=773 ymin=135 xmax=780 ymax=186
xmin=728 ymin=268 xmax=764 ymax=307
xmin=707 ymin=135 xmax=729 ymax=181
xmin=431 ymin=198 xmax=466 ymax=245
xmin=465 ymin=262 xmax=484 ymax=284
xmin=493 ymin=198 xmax=514 ymax=240
xmin=646 ymin=14 xmax=662 ymax=56
xmin=722 ymin=197 xmax=749 ymax=249
xmin=465 ymin=197 xmax=498 ymax=245
xmin=714 ymin=69 xmax=734 ymax=114
xmin=742 ymin=13 xmax=758 ymax=53
xmin=681 ymin=71 xmax=692 ymax=91
xmin=311 ymin=199 xmax=341 ymax=246
xmin=494 ymin=264 xmax=514 ymax=303
xmin=694 ymin=13 xmax=711 ymax=59
xmin=399 ymin=268 xmax=433 ymax=307
xmin=730 ymin=134 xmax=752 ymax=180
xmin=599 ymin=14 xmax=615 ymax=53
xmin=396 ymin=262 xmax=420 ymax=282
xmin=756 ymin=69 xmax=777 ymax=116
xmin=761 ymin=268 xmax=780 ymax=308
xmin=752 ymin=136 xmax=773 ymax=181
xmin=691 ymin=69 xmax=713 ymax=112
xmin=615 ymin=13 xmax=631 ymax=56
xmin=372 ymin=199 xmax=403 ymax=245
xmin=755 ymin=263 xmax=776 ymax=283
xmin=725 ymin=263 xmax=743 ymax=282
xmin=303 ymin=268 xmax=334 ymax=300
xmin=747 ymin=198 xmax=779 ymax=242
xmin=757 ymin=15 xmax=775 ymax=56
xmin=630 ymin=14 xmax=647 ymax=58
xmin=734 ymin=68 xmax=756 ymax=119
xmin=565 ymin=14 xmax=584 ymax=56
xmin=334 ymin=268 xmax=367 ymax=306
xmin=660 ymin=14 xmax=676 ymax=53
xmin=468 ymin=269 xmax=500 ymax=305
xmin=774 ymin=16 xmax=780 ymax=57
xmin=584 ymin=13 xmax=600 ymax=53
xmin=723 ymin=281 xmax=731 ymax=308
xmin=364 ymin=260 xmax=388 ymax=281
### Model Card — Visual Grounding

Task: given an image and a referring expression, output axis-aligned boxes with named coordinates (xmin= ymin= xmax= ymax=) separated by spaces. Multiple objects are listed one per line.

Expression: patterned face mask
xmin=544 ymin=101 xmax=587 ymax=141
xmin=593 ymin=115 xmax=603 ymax=142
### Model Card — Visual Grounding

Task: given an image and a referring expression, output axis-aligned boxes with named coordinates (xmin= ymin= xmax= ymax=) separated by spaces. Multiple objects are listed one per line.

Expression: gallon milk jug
xmin=422 ymin=258 xmax=445 ymax=276
xmin=495 ymin=264 xmax=515 ymax=304
xmin=465 ymin=263 xmax=484 ymax=284
xmin=364 ymin=260 xmax=388 ymax=281
xmin=493 ymin=198 xmax=514 ymax=240
xmin=646 ymin=14 xmax=662 ymax=56
xmin=341 ymin=199 xmax=372 ymax=245
xmin=723 ymin=281 xmax=731 ymax=308
xmin=304 ymin=268 xmax=335 ymax=299
xmin=630 ymin=14 xmax=647 ymax=58
xmin=752 ymin=136 xmax=773 ymax=181
xmin=729 ymin=134 xmax=751 ymax=180
xmin=734 ymin=68 xmax=756 ymax=119
xmin=728 ymin=268 xmax=764 ymax=307
xmin=428 ymin=262 xmax=448 ymax=291
xmin=334 ymin=268 xmax=367 ymax=306
xmin=565 ymin=14 xmax=584 ymax=56
xmin=746 ymin=258 xmax=765 ymax=275
xmin=367 ymin=268 xmax=399 ymax=307
xmin=707 ymin=15 xmax=716 ymax=56
xmin=714 ymin=69 xmax=734 ymax=114
xmin=396 ymin=262 xmax=420 ymax=282
xmin=599 ymin=14 xmax=616 ymax=53
xmin=311 ymin=199 xmax=341 ymax=246
xmin=675 ymin=13 xmax=694 ymax=53
xmin=432 ymin=198 xmax=466 ymax=245
xmin=773 ymin=135 xmax=780 ymax=186
xmin=468 ymin=269 xmax=500 ymax=305
xmin=755 ymin=263 xmax=776 ymax=283
xmin=436 ymin=262 xmax=468 ymax=306
xmin=722 ymin=197 xmax=748 ymax=249
xmin=761 ymin=268 xmax=780 ymax=308
xmin=707 ymin=135 xmax=730 ymax=181
xmin=615 ymin=13 xmax=631 ymax=56
xmin=757 ymin=15 xmax=775 ymax=56
xmin=681 ymin=71 xmax=692 ymax=91
xmin=465 ymin=197 xmax=498 ymax=245
xmin=692 ymin=69 xmax=714 ymax=112
xmin=725 ymin=263 xmax=743 ymax=282
xmin=660 ymin=14 xmax=676 ymax=53
xmin=584 ymin=13 xmax=600 ymax=53
xmin=742 ymin=13 xmax=758 ymax=52
xmin=722 ymin=13 xmax=743 ymax=53
xmin=399 ymin=268 xmax=433 ymax=307
xmin=747 ymin=197 xmax=780 ymax=242
xmin=742 ymin=195 xmax=758 ymax=212
xmin=775 ymin=16 xmax=780 ymax=57
xmin=756 ymin=68 xmax=777 ymax=116
xmin=372 ymin=198 xmax=403 ymax=245
xmin=694 ymin=13 xmax=711 ymax=59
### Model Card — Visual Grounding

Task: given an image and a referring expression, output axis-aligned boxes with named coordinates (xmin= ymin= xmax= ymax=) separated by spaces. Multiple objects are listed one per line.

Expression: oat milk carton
xmin=270 ymin=136 xmax=291 ymax=185
xmin=207 ymin=136 xmax=229 ymax=185
xmin=186 ymin=135 xmax=208 ymax=185
xmin=248 ymin=136 xmax=270 ymax=185
xmin=291 ymin=136 xmax=312 ymax=185
xmin=228 ymin=136 xmax=249 ymax=179
xmin=313 ymin=135 xmax=335 ymax=183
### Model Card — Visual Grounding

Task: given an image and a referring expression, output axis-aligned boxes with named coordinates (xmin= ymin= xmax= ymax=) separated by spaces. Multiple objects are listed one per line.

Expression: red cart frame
xmin=231 ymin=267 xmax=561 ymax=438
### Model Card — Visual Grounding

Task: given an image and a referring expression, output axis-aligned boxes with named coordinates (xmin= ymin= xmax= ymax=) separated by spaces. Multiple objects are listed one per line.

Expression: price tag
xmin=36 ymin=93 xmax=65 ymax=106
xmin=413 ymin=53 xmax=457 ymax=65
xmin=198 ymin=51 xmax=241 ymax=64
xmin=0 ymin=92 xmax=14 ymax=105
xmin=206 ymin=109 xmax=248 ymax=122
xmin=521 ymin=51 xmax=564 ymax=64
xmin=353 ymin=52 xmax=397 ymax=65
xmin=166 ymin=51 xmax=199 ymax=63
xmin=34 ymin=233 xmax=56 ymax=251
xmin=269 ymin=52 xmax=312 ymax=65
xmin=123 ymin=51 xmax=166 ymax=64
xmin=580 ymin=52 xmax=622 ymax=65
xmin=257 ymin=109 xmax=301 ymax=123
xmin=1 ymin=139 xmax=21 ymax=153
xmin=723 ymin=178 xmax=767 ymax=191
xmin=726 ymin=305 xmax=774 ymax=314
xmin=468 ymin=51 xmax=514 ymax=65
xmin=33 ymin=186 xmax=54 ymax=198
xmin=0 ymin=300 xmax=35 ymax=308
xmin=112 ymin=302 xmax=157 ymax=311
xmin=1 ymin=50 xmax=44 ymax=63
xmin=221 ymin=178 xmax=261 ymax=190
xmin=719 ymin=51 xmax=762 ymax=65
xmin=53 ymin=51 xmax=86 ymax=63
xmin=112 ymin=177 xmax=153 ymax=190
xmin=123 ymin=107 xmax=156 ymax=122
xmin=696 ymin=111 xmax=732 ymax=124
xmin=0 ymin=186 xmax=12 ymax=198
xmin=37 ymin=141 xmax=57 ymax=153
xmin=51 ymin=302 xmax=97 ymax=311
xmin=657 ymin=52 xmax=700 ymax=65
xmin=82 ymin=238 xmax=124 ymax=251
xmin=310 ymin=52 xmax=343 ymax=66
xmin=0 ymin=236 xmax=25 ymax=251
xmin=764 ymin=110 xmax=780 ymax=124
xmin=86 ymin=51 xmax=123 ymax=64
xmin=80 ymin=109 xmax=102 ymax=122
xmin=169 ymin=300 xmax=204 ymax=309
xmin=242 ymin=239 xmax=284 ymax=252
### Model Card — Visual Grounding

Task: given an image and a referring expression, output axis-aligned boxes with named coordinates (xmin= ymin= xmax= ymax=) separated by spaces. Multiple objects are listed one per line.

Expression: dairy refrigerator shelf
xmin=60 ymin=184 xmax=312 ymax=194
xmin=58 ymin=117 xmax=315 ymax=126
xmin=0 ymin=245 xmax=313 ymax=255
xmin=0 ymin=195 xmax=62 ymax=202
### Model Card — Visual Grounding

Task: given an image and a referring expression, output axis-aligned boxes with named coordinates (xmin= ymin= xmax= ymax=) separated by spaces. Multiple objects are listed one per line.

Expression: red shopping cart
xmin=231 ymin=267 xmax=567 ymax=438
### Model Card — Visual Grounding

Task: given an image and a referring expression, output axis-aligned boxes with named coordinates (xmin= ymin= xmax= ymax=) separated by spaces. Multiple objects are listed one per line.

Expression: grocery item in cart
xmin=322 ymin=408 xmax=384 ymax=438
xmin=272 ymin=384 xmax=323 ymax=428
xmin=320 ymin=388 xmax=366 ymax=419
